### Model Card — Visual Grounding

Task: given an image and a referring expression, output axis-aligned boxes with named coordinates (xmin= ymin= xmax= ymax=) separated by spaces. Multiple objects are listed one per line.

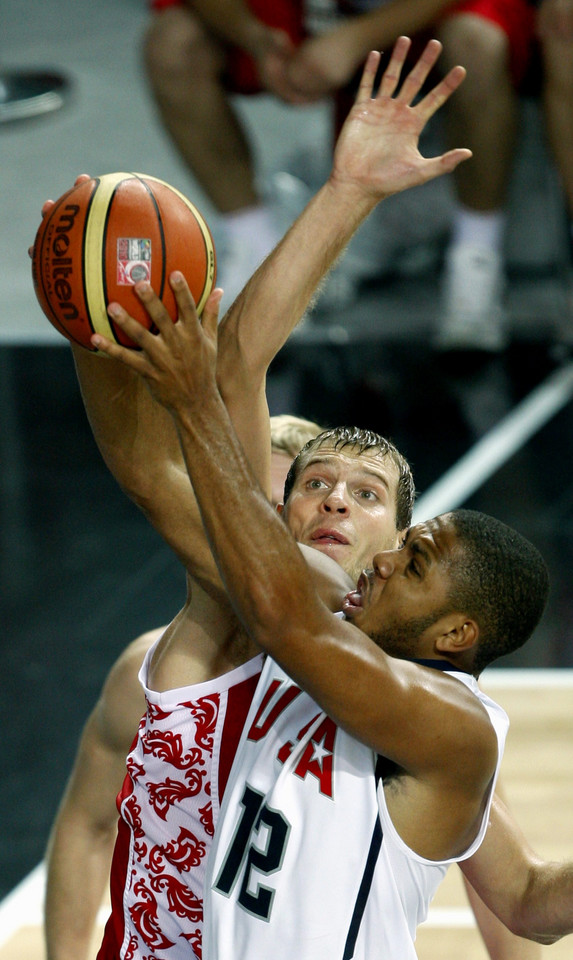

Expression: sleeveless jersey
xmin=97 ymin=642 xmax=263 ymax=960
xmin=203 ymin=656 xmax=509 ymax=960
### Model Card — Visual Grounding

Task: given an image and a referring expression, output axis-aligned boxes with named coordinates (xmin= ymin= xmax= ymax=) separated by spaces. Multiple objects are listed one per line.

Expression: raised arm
xmin=44 ymin=629 xmax=159 ymax=960
xmin=69 ymin=37 xmax=470 ymax=582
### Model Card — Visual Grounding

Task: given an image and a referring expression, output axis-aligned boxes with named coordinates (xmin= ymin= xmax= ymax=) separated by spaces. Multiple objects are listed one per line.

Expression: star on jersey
xmin=277 ymin=715 xmax=337 ymax=798
xmin=247 ymin=677 xmax=338 ymax=798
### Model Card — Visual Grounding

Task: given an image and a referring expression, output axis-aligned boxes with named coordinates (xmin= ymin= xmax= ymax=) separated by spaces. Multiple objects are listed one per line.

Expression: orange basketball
xmin=31 ymin=172 xmax=217 ymax=351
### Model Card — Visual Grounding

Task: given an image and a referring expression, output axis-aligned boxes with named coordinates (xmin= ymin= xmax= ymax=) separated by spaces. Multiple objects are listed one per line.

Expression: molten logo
xmin=45 ymin=203 xmax=81 ymax=321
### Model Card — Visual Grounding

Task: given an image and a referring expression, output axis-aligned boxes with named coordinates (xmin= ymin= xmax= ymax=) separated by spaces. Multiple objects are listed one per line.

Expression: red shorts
xmin=444 ymin=0 xmax=537 ymax=87
xmin=150 ymin=0 xmax=536 ymax=93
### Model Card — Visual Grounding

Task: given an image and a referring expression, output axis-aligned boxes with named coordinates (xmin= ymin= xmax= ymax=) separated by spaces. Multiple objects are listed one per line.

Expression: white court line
xmin=413 ymin=361 xmax=573 ymax=521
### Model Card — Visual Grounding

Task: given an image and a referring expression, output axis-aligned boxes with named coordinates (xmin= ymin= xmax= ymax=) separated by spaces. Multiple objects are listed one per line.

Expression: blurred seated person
xmin=143 ymin=0 xmax=545 ymax=353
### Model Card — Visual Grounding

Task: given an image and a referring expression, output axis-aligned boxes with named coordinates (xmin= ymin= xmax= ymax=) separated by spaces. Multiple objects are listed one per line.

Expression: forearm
xmin=462 ymin=873 xmax=541 ymax=958
xmin=461 ymin=796 xmax=573 ymax=944
xmin=516 ymin=862 xmax=573 ymax=944
xmin=345 ymin=0 xmax=463 ymax=55
xmin=217 ymin=177 xmax=375 ymax=482
xmin=173 ymin=388 xmax=315 ymax=646
xmin=72 ymin=345 xmax=220 ymax=579
xmin=218 ymin=177 xmax=376 ymax=390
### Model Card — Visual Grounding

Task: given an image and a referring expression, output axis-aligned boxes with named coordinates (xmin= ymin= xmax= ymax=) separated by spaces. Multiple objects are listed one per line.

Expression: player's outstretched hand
xmin=91 ymin=273 xmax=223 ymax=416
xmin=332 ymin=36 xmax=472 ymax=201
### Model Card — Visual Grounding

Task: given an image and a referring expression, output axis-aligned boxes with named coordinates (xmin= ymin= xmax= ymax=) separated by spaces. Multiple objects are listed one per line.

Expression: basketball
xmin=31 ymin=172 xmax=217 ymax=351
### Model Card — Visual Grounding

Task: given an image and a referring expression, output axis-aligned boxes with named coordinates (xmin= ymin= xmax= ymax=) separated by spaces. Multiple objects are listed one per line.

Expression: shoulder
xmin=95 ymin=627 xmax=165 ymax=752
xmin=297 ymin=542 xmax=354 ymax=610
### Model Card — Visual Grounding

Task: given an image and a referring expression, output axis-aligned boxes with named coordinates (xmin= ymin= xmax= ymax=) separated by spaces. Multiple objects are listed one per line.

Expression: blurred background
xmin=2 ymin=0 xmax=573 ymax=905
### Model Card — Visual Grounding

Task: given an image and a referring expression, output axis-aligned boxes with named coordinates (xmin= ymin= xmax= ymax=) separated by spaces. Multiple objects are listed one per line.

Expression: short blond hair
xmin=269 ymin=414 xmax=325 ymax=460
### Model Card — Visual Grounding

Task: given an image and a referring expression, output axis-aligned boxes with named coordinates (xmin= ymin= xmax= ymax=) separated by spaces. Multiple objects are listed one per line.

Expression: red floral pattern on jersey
xmin=198 ymin=800 xmax=214 ymax=837
xmin=129 ymin=878 xmax=176 ymax=950
xmin=147 ymin=773 xmax=207 ymax=820
xmin=124 ymin=934 xmax=138 ymax=959
xmin=150 ymin=873 xmax=203 ymax=921
xmin=182 ymin=695 xmax=219 ymax=752
xmin=114 ymin=690 xmax=221 ymax=960
xmin=98 ymin=660 xmax=261 ymax=960
xmin=127 ymin=757 xmax=146 ymax=783
xmin=147 ymin=701 xmax=172 ymax=723
xmin=141 ymin=729 xmax=205 ymax=770
xmin=180 ymin=928 xmax=202 ymax=958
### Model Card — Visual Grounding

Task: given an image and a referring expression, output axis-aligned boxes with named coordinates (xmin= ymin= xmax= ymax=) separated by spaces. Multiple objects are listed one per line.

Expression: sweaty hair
xmin=269 ymin=414 xmax=324 ymax=460
xmin=283 ymin=426 xmax=415 ymax=531
xmin=447 ymin=509 xmax=550 ymax=675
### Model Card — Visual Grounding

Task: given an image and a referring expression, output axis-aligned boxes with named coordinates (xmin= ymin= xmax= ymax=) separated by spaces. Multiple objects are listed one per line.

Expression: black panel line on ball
xmin=136 ymin=174 xmax=167 ymax=307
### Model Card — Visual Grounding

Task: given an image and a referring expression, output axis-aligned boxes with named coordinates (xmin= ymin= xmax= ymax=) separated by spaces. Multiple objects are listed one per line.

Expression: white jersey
xmin=204 ymin=656 xmax=508 ymax=960
xmin=97 ymin=641 xmax=263 ymax=960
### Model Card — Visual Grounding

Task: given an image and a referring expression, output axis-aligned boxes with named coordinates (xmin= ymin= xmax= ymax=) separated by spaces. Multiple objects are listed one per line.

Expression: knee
xmin=438 ymin=14 xmax=512 ymax=99
xmin=143 ymin=7 xmax=223 ymax=90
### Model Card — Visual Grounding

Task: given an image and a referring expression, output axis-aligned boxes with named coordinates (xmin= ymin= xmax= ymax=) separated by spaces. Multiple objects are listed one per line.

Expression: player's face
xmin=270 ymin=451 xmax=292 ymax=508
xmin=281 ymin=446 xmax=403 ymax=583
xmin=341 ymin=515 xmax=460 ymax=657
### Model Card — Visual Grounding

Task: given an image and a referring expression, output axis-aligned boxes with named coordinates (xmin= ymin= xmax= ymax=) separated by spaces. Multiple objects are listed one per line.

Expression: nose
xmin=321 ymin=483 xmax=349 ymax=515
xmin=373 ymin=552 xmax=396 ymax=580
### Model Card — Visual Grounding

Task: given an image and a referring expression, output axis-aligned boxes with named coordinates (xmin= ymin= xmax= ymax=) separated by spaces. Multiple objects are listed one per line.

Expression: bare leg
xmin=142 ymin=6 xmax=259 ymax=213
xmin=434 ymin=14 xmax=517 ymax=352
xmin=541 ymin=35 xmax=573 ymax=219
xmin=437 ymin=13 xmax=518 ymax=211
xmin=143 ymin=7 xmax=283 ymax=309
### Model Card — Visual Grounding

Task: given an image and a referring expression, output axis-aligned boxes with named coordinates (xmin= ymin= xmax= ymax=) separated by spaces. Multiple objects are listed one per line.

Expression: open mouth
xmin=341 ymin=571 xmax=368 ymax=617
xmin=341 ymin=589 xmax=363 ymax=617
xmin=310 ymin=528 xmax=349 ymax=546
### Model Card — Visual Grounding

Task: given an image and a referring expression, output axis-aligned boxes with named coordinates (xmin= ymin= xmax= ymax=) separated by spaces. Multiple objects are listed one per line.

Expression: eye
xmin=307 ymin=478 xmax=326 ymax=490
xmin=408 ymin=557 xmax=421 ymax=577
xmin=357 ymin=488 xmax=378 ymax=501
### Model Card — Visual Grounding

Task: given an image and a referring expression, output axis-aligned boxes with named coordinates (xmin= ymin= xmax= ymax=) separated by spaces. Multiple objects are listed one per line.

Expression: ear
xmin=434 ymin=616 xmax=479 ymax=654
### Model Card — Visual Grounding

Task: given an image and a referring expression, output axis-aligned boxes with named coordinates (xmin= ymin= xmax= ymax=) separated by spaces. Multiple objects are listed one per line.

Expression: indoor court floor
xmin=2 ymin=0 xmax=573 ymax=956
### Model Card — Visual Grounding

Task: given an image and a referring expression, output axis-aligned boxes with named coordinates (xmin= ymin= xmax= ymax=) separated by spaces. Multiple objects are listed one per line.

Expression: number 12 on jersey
xmin=213 ymin=784 xmax=291 ymax=920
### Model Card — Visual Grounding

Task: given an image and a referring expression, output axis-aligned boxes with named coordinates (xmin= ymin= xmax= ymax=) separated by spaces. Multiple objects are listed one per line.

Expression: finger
xmin=418 ymin=147 xmax=473 ymax=183
xmin=74 ymin=173 xmax=91 ymax=185
xmin=105 ymin=302 xmax=160 ymax=351
xmin=201 ymin=288 xmax=223 ymax=341
xmin=90 ymin=328 xmax=150 ymax=370
xmin=415 ymin=64 xmax=467 ymax=121
xmin=132 ymin=281 xmax=176 ymax=335
xmin=354 ymin=50 xmax=382 ymax=103
xmin=393 ymin=38 xmax=442 ymax=104
xmin=41 ymin=199 xmax=55 ymax=218
xmin=168 ymin=271 xmax=200 ymax=324
xmin=377 ymin=36 xmax=412 ymax=99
